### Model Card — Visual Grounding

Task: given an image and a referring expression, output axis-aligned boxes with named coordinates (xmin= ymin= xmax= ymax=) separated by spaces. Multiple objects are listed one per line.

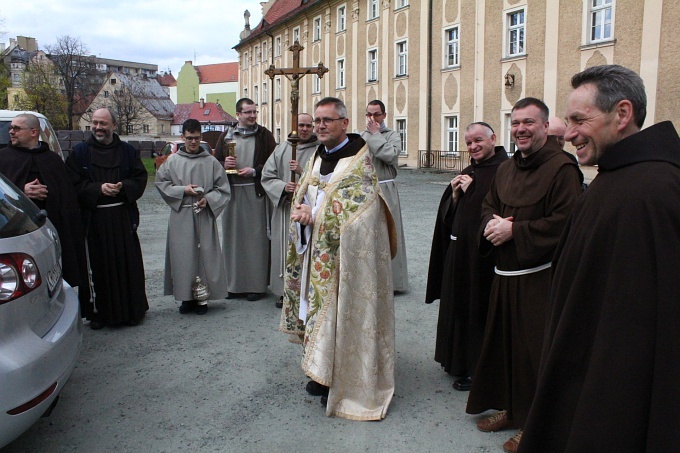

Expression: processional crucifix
xmin=264 ymin=40 xmax=329 ymax=182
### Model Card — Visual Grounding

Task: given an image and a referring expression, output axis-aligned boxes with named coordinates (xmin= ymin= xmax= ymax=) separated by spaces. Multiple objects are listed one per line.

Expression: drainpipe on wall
xmin=426 ymin=0 xmax=433 ymax=155
xmin=266 ymin=30 xmax=275 ymax=134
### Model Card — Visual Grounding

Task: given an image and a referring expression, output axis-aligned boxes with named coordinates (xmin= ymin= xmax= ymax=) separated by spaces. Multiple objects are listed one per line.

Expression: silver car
xmin=0 ymin=173 xmax=82 ymax=448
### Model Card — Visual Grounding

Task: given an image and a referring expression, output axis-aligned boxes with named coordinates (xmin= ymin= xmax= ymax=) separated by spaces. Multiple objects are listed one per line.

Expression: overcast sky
xmin=1 ymin=0 xmax=264 ymax=74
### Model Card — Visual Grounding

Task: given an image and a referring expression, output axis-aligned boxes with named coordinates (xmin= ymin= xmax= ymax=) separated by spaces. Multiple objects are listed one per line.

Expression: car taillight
xmin=0 ymin=253 xmax=42 ymax=304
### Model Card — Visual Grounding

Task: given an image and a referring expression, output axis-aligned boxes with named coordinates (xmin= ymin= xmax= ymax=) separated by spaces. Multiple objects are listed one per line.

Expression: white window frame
xmin=589 ymin=0 xmax=614 ymax=43
xmin=244 ymin=51 xmax=250 ymax=67
xmin=276 ymin=77 xmax=281 ymax=100
xmin=275 ymin=36 xmax=282 ymax=56
xmin=396 ymin=40 xmax=408 ymax=76
xmin=276 ymin=127 xmax=281 ymax=143
xmin=255 ymin=45 xmax=260 ymax=63
xmin=445 ymin=26 xmax=460 ymax=68
xmin=254 ymin=85 xmax=259 ymax=104
xmin=337 ymin=4 xmax=347 ymax=32
xmin=396 ymin=0 xmax=409 ymax=8
xmin=262 ymin=41 xmax=268 ymax=61
xmin=313 ymin=74 xmax=321 ymax=94
xmin=243 ymin=87 xmax=248 ymax=98
xmin=367 ymin=49 xmax=378 ymax=82
xmin=293 ymin=27 xmax=301 ymax=44
xmin=445 ymin=115 xmax=459 ymax=156
xmin=504 ymin=113 xmax=516 ymax=155
xmin=368 ymin=0 xmax=379 ymax=20
xmin=262 ymin=81 xmax=268 ymax=104
xmin=506 ymin=8 xmax=525 ymax=57
xmin=313 ymin=16 xmax=322 ymax=41
xmin=337 ymin=58 xmax=345 ymax=89
xmin=396 ymin=119 xmax=407 ymax=155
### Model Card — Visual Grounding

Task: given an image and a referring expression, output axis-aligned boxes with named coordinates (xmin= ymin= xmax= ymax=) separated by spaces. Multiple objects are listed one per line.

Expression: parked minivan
xmin=0 ymin=110 xmax=64 ymax=160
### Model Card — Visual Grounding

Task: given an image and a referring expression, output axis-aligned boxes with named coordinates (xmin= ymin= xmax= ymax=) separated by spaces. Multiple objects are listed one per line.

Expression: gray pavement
xmin=4 ymin=168 xmax=508 ymax=452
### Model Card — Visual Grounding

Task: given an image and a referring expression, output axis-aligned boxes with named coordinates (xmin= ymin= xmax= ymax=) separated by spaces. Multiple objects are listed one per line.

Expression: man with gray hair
xmin=426 ymin=121 xmax=508 ymax=391
xmin=519 ymin=65 xmax=680 ymax=452
xmin=67 ymin=107 xmax=149 ymax=330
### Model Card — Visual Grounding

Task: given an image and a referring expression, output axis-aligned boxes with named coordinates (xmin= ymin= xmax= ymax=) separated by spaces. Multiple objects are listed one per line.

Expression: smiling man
xmin=0 ymin=113 xmax=89 ymax=315
xmin=465 ymin=98 xmax=582 ymax=453
xmin=426 ymin=122 xmax=508 ymax=391
xmin=281 ymin=97 xmax=397 ymax=421
xmin=214 ymin=98 xmax=276 ymax=302
xmin=66 ymin=107 xmax=149 ymax=330
xmin=261 ymin=113 xmax=319 ymax=308
xmin=519 ymin=65 xmax=680 ymax=452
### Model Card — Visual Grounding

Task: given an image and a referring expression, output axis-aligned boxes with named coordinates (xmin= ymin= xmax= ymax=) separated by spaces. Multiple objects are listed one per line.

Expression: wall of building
xmin=237 ymin=0 xmax=679 ymax=169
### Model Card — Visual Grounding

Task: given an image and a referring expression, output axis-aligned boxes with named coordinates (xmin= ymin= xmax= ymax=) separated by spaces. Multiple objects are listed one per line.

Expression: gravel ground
xmin=4 ymin=168 xmax=510 ymax=453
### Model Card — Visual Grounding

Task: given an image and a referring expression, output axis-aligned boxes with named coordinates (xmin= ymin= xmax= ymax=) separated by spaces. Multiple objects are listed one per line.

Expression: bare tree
xmin=18 ymin=55 xmax=68 ymax=128
xmin=45 ymin=35 xmax=99 ymax=129
xmin=0 ymin=64 xmax=9 ymax=109
xmin=108 ymin=84 xmax=148 ymax=135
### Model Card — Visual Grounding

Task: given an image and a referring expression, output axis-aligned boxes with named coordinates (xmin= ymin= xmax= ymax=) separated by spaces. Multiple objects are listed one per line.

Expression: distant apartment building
xmin=234 ymin=0 xmax=680 ymax=169
xmin=176 ymin=61 xmax=239 ymax=116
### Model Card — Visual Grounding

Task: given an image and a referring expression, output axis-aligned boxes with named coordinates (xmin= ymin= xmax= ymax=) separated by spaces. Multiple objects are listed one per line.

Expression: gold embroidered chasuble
xmin=280 ymin=144 xmax=397 ymax=421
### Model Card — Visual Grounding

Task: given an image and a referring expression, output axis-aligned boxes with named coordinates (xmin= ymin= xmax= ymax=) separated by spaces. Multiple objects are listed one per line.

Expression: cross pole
xmin=264 ymin=40 xmax=329 ymax=182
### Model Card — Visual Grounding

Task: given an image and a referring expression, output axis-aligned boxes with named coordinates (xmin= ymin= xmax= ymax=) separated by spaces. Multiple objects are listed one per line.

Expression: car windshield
xmin=0 ymin=174 xmax=45 ymax=238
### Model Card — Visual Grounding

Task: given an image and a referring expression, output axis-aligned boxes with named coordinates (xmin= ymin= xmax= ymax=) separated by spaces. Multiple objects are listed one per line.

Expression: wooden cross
xmin=264 ymin=40 xmax=329 ymax=182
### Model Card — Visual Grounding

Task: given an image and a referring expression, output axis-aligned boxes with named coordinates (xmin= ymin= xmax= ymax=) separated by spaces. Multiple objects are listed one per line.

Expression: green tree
xmin=18 ymin=56 xmax=68 ymax=129
xmin=0 ymin=64 xmax=10 ymax=109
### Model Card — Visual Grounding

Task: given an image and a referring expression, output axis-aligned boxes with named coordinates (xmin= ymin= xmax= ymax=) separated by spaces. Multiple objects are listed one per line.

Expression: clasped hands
xmin=101 ymin=182 xmax=122 ymax=197
xmin=451 ymin=174 xmax=473 ymax=199
xmin=291 ymin=203 xmax=312 ymax=226
xmin=24 ymin=178 xmax=48 ymax=200
xmin=484 ymin=214 xmax=514 ymax=246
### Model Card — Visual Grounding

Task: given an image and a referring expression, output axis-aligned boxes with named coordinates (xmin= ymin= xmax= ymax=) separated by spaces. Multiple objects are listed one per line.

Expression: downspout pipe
xmin=426 ymin=0 xmax=433 ymax=156
xmin=265 ymin=30 xmax=275 ymax=134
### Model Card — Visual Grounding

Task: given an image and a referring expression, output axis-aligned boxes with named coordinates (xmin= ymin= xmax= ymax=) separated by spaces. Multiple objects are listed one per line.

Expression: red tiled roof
xmin=173 ymin=102 xmax=237 ymax=125
xmin=157 ymin=72 xmax=177 ymax=87
xmin=195 ymin=62 xmax=238 ymax=84
xmin=263 ymin=0 xmax=303 ymax=25
xmin=243 ymin=0 xmax=313 ymax=43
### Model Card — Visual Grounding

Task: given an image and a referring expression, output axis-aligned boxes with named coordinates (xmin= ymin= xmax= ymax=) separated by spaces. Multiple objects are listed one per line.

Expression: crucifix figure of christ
xmin=264 ymin=40 xmax=329 ymax=182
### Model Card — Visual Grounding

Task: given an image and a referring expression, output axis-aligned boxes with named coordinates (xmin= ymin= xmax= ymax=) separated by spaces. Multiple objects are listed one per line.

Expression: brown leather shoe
xmin=502 ymin=430 xmax=523 ymax=453
xmin=477 ymin=410 xmax=510 ymax=432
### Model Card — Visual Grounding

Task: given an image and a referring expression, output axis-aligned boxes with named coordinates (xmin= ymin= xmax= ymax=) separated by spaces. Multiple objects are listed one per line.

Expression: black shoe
xmin=179 ymin=300 xmax=196 ymax=314
xmin=195 ymin=304 xmax=208 ymax=315
xmin=246 ymin=292 xmax=264 ymax=301
xmin=305 ymin=380 xmax=329 ymax=396
xmin=453 ymin=376 xmax=473 ymax=391
xmin=275 ymin=296 xmax=283 ymax=309
xmin=124 ymin=316 xmax=143 ymax=326
xmin=90 ymin=320 xmax=104 ymax=330
xmin=320 ymin=395 xmax=328 ymax=406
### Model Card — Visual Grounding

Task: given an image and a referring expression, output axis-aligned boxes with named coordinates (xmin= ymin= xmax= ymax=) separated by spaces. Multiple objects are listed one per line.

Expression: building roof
xmin=237 ymin=0 xmax=318 ymax=46
xmin=172 ymin=102 xmax=237 ymax=125
xmin=113 ymin=72 xmax=175 ymax=120
xmin=195 ymin=62 xmax=239 ymax=84
xmin=157 ymin=72 xmax=177 ymax=87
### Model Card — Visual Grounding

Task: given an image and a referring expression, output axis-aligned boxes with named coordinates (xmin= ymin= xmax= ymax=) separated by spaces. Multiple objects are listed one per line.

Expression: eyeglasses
xmin=239 ymin=110 xmax=258 ymax=116
xmin=184 ymin=136 xmax=201 ymax=142
xmin=365 ymin=112 xmax=384 ymax=118
xmin=313 ymin=117 xmax=346 ymax=126
xmin=9 ymin=125 xmax=34 ymax=132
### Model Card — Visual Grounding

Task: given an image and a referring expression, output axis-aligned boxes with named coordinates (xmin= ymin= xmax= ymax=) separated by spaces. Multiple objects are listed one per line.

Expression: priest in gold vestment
xmin=280 ymin=97 xmax=397 ymax=421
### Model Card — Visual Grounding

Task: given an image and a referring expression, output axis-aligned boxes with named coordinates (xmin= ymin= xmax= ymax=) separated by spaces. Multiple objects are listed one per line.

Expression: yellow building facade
xmin=235 ymin=0 xmax=679 ymax=170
